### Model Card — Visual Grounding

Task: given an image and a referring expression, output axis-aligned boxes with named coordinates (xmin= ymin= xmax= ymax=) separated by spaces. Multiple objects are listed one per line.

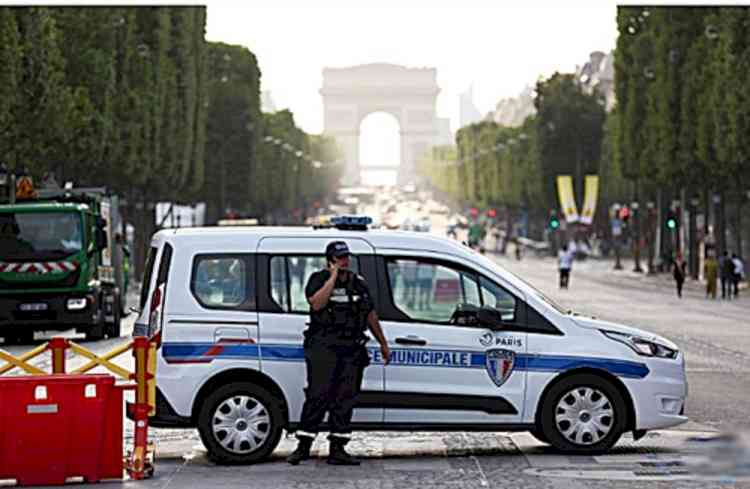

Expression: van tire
xmin=197 ymin=382 xmax=283 ymax=465
xmin=540 ymin=374 xmax=627 ymax=454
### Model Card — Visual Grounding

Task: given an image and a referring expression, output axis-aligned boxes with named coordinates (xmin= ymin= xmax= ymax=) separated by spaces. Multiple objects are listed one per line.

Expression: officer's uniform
xmin=295 ymin=268 xmax=373 ymax=443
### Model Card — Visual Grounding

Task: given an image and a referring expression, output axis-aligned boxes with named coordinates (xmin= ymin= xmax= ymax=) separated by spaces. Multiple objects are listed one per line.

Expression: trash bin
xmin=0 ymin=374 xmax=123 ymax=486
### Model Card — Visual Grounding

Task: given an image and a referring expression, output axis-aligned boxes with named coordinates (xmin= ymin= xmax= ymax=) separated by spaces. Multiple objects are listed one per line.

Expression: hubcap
xmin=555 ymin=387 xmax=614 ymax=446
xmin=212 ymin=395 xmax=271 ymax=454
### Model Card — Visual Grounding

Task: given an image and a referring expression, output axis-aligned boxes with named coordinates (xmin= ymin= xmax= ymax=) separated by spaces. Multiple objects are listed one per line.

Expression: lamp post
xmin=646 ymin=201 xmax=656 ymax=274
xmin=689 ymin=195 xmax=700 ymax=279
xmin=632 ymin=200 xmax=643 ymax=272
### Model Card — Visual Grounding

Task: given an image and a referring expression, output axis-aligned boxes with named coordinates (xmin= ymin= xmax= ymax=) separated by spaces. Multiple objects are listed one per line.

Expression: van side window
xmin=479 ymin=276 xmax=517 ymax=323
xmin=270 ymin=255 xmax=359 ymax=313
xmin=191 ymin=254 xmax=255 ymax=310
xmin=386 ymin=258 xmax=481 ymax=323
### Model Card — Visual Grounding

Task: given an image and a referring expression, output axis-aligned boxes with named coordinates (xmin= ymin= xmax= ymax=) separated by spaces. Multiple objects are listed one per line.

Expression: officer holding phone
xmin=287 ymin=241 xmax=390 ymax=466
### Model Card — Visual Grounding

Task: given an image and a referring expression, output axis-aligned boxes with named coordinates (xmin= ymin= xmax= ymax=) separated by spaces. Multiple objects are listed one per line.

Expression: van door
xmin=158 ymin=249 xmax=260 ymax=417
xmin=375 ymin=255 xmax=527 ymax=425
xmin=256 ymin=237 xmax=383 ymax=424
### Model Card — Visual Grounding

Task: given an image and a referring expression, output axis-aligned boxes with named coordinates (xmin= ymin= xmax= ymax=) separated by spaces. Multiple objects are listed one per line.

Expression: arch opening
xmin=359 ymin=112 xmax=401 ymax=187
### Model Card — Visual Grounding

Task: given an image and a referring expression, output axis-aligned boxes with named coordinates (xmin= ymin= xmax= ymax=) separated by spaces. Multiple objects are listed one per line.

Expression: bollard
xmin=48 ymin=337 xmax=69 ymax=374
xmin=128 ymin=337 xmax=154 ymax=480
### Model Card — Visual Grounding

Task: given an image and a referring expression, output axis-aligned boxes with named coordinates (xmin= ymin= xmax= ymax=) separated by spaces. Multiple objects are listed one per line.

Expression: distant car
xmin=415 ymin=216 xmax=431 ymax=232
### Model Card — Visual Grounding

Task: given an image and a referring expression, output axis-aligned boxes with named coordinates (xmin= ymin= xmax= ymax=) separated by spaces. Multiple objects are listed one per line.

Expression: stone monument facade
xmin=320 ymin=63 xmax=440 ymax=185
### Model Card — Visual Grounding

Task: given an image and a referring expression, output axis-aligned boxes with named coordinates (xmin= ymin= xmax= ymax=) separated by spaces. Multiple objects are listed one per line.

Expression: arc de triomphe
xmin=320 ymin=63 xmax=440 ymax=186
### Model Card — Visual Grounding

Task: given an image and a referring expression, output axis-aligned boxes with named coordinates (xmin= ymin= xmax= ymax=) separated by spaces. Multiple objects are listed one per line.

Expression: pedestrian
xmin=704 ymin=251 xmax=718 ymax=299
xmin=732 ymin=254 xmax=745 ymax=298
xmin=720 ymin=251 xmax=733 ymax=300
xmin=558 ymin=243 xmax=573 ymax=289
xmin=287 ymin=241 xmax=390 ymax=466
xmin=672 ymin=253 xmax=687 ymax=298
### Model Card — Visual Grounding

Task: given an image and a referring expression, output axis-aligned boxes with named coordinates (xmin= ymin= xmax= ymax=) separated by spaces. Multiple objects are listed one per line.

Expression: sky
xmin=205 ymin=0 xmax=619 ymax=183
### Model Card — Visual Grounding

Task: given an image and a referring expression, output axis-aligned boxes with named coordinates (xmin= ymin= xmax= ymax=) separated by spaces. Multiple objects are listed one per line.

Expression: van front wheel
xmin=540 ymin=374 xmax=627 ymax=454
xmin=197 ymin=382 xmax=283 ymax=464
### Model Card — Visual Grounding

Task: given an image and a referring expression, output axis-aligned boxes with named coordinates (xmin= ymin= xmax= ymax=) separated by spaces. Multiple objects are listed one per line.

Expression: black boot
xmin=286 ymin=437 xmax=313 ymax=465
xmin=327 ymin=439 xmax=360 ymax=466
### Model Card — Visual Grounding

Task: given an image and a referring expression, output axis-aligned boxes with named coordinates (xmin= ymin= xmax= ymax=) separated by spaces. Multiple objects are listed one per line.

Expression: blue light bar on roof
xmin=330 ymin=215 xmax=372 ymax=230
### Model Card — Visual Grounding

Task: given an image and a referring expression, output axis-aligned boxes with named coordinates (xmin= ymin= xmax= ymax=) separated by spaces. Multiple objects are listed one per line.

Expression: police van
xmin=135 ymin=217 xmax=687 ymax=464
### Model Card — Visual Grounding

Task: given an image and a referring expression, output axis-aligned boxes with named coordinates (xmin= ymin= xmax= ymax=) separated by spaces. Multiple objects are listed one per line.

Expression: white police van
xmin=135 ymin=217 xmax=687 ymax=464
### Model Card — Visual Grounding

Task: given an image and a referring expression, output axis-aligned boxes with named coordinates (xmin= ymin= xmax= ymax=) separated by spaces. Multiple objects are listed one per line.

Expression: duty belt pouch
xmin=353 ymin=345 xmax=371 ymax=367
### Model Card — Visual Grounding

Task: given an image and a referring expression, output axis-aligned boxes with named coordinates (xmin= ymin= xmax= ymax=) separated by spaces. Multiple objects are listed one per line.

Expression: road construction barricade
xmin=0 ymin=336 xmax=157 ymax=486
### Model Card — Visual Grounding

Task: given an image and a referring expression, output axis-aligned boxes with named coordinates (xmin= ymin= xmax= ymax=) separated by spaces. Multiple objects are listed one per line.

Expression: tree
xmin=0 ymin=9 xmax=21 ymax=168
xmin=535 ymin=73 xmax=605 ymax=210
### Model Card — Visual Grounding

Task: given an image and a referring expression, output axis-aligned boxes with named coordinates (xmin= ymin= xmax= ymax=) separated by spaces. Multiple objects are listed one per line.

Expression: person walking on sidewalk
xmin=672 ymin=253 xmax=687 ymax=298
xmin=704 ymin=252 xmax=718 ymax=299
xmin=720 ymin=251 xmax=733 ymax=300
xmin=732 ymin=254 xmax=745 ymax=298
xmin=287 ymin=241 xmax=390 ymax=466
xmin=558 ymin=243 xmax=574 ymax=289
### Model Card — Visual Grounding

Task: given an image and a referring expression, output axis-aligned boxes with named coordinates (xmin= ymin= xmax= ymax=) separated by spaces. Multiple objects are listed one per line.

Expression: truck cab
xmin=0 ymin=188 xmax=125 ymax=343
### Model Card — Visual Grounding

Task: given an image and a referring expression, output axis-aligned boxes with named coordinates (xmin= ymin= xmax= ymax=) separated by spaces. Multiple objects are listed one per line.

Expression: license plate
xmin=19 ymin=303 xmax=48 ymax=312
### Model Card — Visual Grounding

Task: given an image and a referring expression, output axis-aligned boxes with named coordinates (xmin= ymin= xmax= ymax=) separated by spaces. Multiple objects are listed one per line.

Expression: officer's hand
xmin=380 ymin=343 xmax=391 ymax=365
xmin=328 ymin=261 xmax=340 ymax=278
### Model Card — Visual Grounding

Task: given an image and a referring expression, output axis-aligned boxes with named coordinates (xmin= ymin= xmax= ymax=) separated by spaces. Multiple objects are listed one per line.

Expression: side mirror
xmin=478 ymin=306 xmax=506 ymax=330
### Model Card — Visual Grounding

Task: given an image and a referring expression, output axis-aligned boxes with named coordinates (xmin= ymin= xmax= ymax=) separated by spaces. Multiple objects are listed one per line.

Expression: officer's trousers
xmin=297 ymin=341 xmax=365 ymax=443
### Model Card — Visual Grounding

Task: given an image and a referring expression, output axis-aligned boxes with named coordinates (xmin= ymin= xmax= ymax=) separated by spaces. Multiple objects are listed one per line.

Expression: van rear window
xmin=191 ymin=254 xmax=256 ymax=310
xmin=139 ymin=246 xmax=158 ymax=309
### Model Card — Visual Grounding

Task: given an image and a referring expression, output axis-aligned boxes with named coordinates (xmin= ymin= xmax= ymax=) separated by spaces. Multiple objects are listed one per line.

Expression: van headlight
xmin=601 ymin=330 xmax=678 ymax=359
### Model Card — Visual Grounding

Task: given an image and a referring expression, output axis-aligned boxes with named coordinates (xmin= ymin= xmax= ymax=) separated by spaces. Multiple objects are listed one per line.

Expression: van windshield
xmin=0 ymin=212 xmax=83 ymax=261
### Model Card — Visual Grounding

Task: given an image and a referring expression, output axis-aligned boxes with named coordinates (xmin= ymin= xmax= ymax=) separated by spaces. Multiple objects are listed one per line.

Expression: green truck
xmin=0 ymin=187 xmax=127 ymax=344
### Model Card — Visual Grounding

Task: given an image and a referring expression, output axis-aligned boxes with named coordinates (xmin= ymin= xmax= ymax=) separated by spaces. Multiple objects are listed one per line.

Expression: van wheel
xmin=197 ymin=382 xmax=283 ymax=465
xmin=540 ymin=374 xmax=627 ymax=454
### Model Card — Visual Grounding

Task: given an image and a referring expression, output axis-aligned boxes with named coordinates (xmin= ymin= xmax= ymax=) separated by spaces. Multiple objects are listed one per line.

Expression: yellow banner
xmin=580 ymin=175 xmax=599 ymax=225
xmin=556 ymin=175 xmax=579 ymax=223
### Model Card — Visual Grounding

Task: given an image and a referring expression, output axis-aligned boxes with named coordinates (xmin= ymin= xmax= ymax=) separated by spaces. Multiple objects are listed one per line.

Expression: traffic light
xmin=548 ymin=212 xmax=560 ymax=230
xmin=666 ymin=210 xmax=678 ymax=230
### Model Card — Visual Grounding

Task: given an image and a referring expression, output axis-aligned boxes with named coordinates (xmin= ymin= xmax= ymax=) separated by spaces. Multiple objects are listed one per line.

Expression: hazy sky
xmin=206 ymin=0 xmax=619 ymax=182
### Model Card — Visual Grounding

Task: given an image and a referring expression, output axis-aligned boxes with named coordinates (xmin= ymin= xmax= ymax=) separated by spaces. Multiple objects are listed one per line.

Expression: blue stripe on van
xmin=161 ymin=343 xmax=649 ymax=379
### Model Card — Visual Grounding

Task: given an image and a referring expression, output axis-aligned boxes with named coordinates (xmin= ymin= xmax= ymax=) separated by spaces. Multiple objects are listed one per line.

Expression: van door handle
xmin=214 ymin=327 xmax=254 ymax=344
xmin=395 ymin=336 xmax=427 ymax=346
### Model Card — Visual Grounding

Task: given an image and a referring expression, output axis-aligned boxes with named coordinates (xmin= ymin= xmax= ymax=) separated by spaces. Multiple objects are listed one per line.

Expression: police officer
xmin=287 ymin=241 xmax=390 ymax=466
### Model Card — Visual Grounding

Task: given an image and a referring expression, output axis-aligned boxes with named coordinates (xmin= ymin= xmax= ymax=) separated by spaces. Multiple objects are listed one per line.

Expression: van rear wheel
xmin=540 ymin=374 xmax=627 ymax=454
xmin=197 ymin=382 xmax=283 ymax=464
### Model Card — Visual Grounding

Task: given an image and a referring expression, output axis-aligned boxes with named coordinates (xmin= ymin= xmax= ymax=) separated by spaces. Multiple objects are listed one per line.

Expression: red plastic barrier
xmin=0 ymin=374 xmax=123 ymax=486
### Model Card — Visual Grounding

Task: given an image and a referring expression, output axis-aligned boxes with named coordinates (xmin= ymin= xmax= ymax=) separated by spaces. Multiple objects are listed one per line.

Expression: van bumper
xmin=624 ymin=353 xmax=688 ymax=430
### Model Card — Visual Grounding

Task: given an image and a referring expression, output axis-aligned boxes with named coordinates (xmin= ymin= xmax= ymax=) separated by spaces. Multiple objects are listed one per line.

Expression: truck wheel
xmin=540 ymin=374 xmax=628 ymax=454
xmin=4 ymin=331 xmax=33 ymax=345
xmin=197 ymin=382 xmax=283 ymax=465
xmin=107 ymin=293 xmax=122 ymax=339
xmin=85 ymin=322 xmax=106 ymax=342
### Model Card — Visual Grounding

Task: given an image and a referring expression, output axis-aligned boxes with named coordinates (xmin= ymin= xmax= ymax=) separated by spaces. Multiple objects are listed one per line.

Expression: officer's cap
xmin=326 ymin=241 xmax=351 ymax=259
